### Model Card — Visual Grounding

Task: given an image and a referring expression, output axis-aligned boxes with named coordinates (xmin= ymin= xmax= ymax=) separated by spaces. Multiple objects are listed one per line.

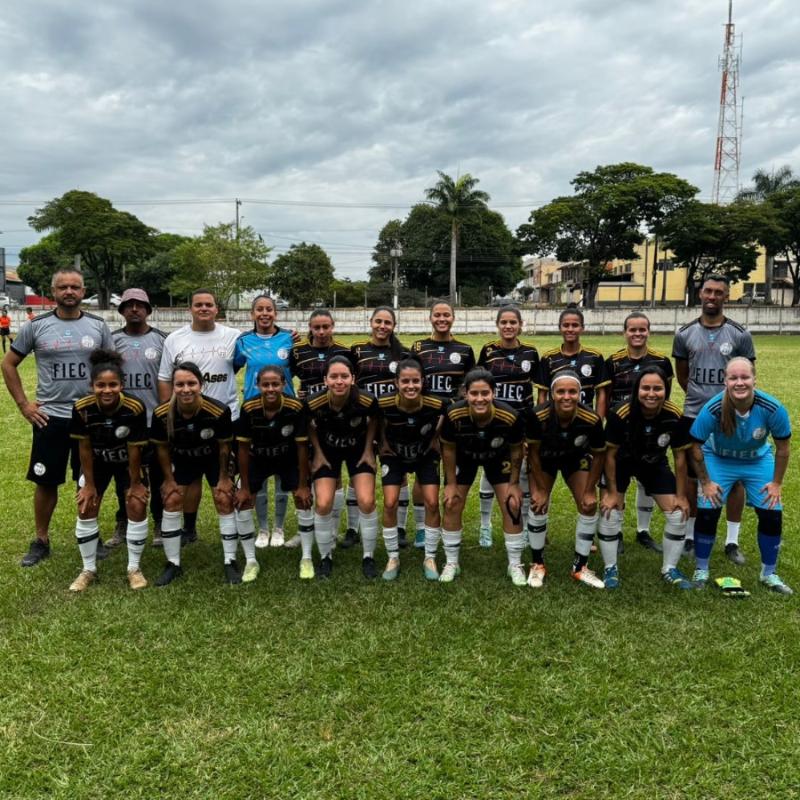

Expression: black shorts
xmin=82 ymin=462 xmax=131 ymax=497
xmin=313 ymin=446 xmax=376 ymax=481
xmin=248 ymin=461 xmax=300 ymax=493
xmin=381 ymin=453 xmax=440 ymax=486
xmin=172 ymin=455 xmax=223 ymax=487
xmin=27 ymin=416 xmax=80 ymax=486
xmin=0 ymin=327 xmax=10 ymax=336
xmin=455 ymin=457 xmax=512 ymax=488
xmin=540 ymin=453 xmax=592 ymax=482
xmin=615 ymin=458 xmax=676 ymax=496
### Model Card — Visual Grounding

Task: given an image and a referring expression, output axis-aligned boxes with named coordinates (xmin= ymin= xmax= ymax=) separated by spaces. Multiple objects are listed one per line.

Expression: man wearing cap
xmin=106 ymin=289 xmax=168 ymax=549
xmin=2 ymin=268 xmax=114 ymax=566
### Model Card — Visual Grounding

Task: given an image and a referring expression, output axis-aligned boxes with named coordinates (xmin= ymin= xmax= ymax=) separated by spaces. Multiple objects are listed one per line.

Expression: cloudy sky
xmin=2 ymin=0 xmax=798 ymax=280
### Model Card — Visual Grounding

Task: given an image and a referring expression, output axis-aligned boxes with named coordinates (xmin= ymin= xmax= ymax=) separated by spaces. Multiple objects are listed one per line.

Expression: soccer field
xmin=1 ymin=333 xmax=799 ymax=799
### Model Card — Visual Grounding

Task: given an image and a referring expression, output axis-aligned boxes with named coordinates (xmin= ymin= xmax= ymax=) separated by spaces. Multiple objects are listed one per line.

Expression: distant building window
xmin=657 ymin=259 xmax=674 ymax=271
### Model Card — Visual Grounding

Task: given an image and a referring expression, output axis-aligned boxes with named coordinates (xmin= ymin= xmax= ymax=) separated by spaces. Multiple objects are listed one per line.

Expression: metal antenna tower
xmin=711 ymin=0 xmax=742 ymax=204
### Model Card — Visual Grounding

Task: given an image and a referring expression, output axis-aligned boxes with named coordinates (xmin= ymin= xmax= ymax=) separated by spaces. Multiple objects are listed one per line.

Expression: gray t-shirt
xmin=12 ymin=310 xmax=114 ymax=418
xmin=672 ymin=316 xmax=756 ymax=418
xmin=112 ymin=326 xmax=168 ymax=423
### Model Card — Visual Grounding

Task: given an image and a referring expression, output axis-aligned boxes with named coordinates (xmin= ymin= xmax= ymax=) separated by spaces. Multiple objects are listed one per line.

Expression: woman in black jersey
xmin=601 ymin=367 xmax=692 ymax=590
xmin=476 ymin=305 xmax=539 ymax=548
xmin=150 ymin=362 xmax=237 ymax=586
xmin=235 ymin=365 xmax=313 ymax=581
xmin=536 ymin=306 xmax=609 ymax=417
xmin=307 ymin=356 xmax=379 ymax=579
xmin=409 ymin=300 xmax=476 ymax=547
xmin=525 ymin=372 xmax=606 ymax=590
xmin=377 ymin=359 xmax=445 ymax=581
xmin=439 ymin=369 xmax=524 ymax=585
xmin=68 ymin=349 xmax=149 ymax=592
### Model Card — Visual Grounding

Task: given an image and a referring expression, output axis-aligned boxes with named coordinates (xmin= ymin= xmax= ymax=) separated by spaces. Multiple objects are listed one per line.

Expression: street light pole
xmin=390 ymin=244 xmax=403 ymax=310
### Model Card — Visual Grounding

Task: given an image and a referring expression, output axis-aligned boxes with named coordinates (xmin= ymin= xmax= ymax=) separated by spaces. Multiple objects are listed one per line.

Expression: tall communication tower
xmin=711 ymin=0 xmax=742 ymax=204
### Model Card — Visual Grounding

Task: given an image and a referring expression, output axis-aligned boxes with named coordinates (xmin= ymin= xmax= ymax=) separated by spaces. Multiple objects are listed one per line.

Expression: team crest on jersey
xmin=389 ymin=361 xmax=397 ymax=373
xmin=437 ymin=346 xmax=444 ymax=353
xmin=490 ymin=437 xmax=505 ymax=448
xmin=381 ymin=464 xmax=390 ymax=477
xmin=521 ymin=360 xmax=531 ymax=372
xmin=407 ymin=417 xmax=415 ymax=425
xmin=720 ymin=342 xmax=733 ymax=356
xmin=277 ymin=348 xmax=289 ymax=360
xmin=317 ymin=353 xmax=326 ymax=360
xmin=81 ymin=336 xmax=95 ymax=348
xmin=752 ymin=427 xmax=766 ymax=440
xmin=574 ymin=434 xmax=588 ymax=447
xmin=580 ymin=364 xmax=592 ymax=377
xmin=657 ymin=433 xmax=671 ymax=447
xmin=449 ymin=352 xmax=461 ymax=364
xmin=145 ymin=348 xmax=158 ymax=360
xmin=350 ymin=416 xmax=363 ymax=427
xmin=420 ymin=423 xmax=432 ymax=435
xmin=378 ymin=352 xmax=386 ymax=361
xmin=634 ymin=364 xmax=640 ymax=372
xmin=33 ymin=462 xmax=46 ymax=476
xmin=281 ymin=424 xmax=294 ymax=437
xmin=200 ymin=428 xmax=214 ymax=440
xmin=115 ymin=426 xmax=130 ymax=439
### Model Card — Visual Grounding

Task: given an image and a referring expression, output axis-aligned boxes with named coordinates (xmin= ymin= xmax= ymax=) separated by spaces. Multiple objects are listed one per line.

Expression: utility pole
xmin=390 ymin=244 xmax=403 ymax=310
xmin=235 ymin=198 xmax=242 ymax=239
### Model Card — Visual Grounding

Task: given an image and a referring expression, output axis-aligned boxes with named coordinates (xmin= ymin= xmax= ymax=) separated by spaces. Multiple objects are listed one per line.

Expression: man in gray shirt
xmin=2 ymin=269 xmax=113 ymax=566
xmin=672 ymin=274 xmax=756 ymax=563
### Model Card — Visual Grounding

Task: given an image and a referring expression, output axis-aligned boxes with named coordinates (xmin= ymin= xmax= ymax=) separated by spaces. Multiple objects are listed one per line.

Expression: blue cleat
xmin=603 ymin=565 xmax=620 ymax=589
xmin=661 ymin=567 xmax=693 ymax=590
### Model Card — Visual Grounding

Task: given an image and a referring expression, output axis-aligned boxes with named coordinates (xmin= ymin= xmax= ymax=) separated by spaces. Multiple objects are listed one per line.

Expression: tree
xmin=28 ymin=190 xmax=156 ymax=308
xmin=331 ymin=278 xmax=369 ymax=307
xmin=127 ymin=233 xmax=192 ymax=307
xmin=17 ymin=233 xmax=73 ymax=298
xmin=764 ymin=185 xmax=800 ymax=306
xmin=170 ymin=222 xmax=270 ymax=312
xmin=661 ymin=200 xmax=772 ymax=305
xmin=370 ymin=219 xmax=404 ymax=285
xmin=425 ymin=171 xmax=490 ymax=301
xmin=517 ymin=163 xmax=698 ymax=308
xmin=268 ymin=243 xmax=335 ymax=308
xmin=737 ymin=165 xmax=798 ymax=303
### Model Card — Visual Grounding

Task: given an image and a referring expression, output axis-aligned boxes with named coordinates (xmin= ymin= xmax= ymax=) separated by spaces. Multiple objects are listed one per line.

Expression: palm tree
xmin=738 ymin=166 xmax=798 ymax=303
xmin=425 ymin=171 xmax=490 ymax=302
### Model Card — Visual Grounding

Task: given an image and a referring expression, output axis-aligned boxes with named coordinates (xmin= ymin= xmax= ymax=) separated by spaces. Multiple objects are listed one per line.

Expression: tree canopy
xmin=17 ymin=233 xmax=74 ymax=298
xmin=268 ymin=242 xmax=335 ymax=308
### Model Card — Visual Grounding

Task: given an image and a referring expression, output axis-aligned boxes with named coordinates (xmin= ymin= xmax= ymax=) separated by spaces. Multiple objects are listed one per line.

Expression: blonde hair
xmin=721 ymin=357 xmax=755 ymax=437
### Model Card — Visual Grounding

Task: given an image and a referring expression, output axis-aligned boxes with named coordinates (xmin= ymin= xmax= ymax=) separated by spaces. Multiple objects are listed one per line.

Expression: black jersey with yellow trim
xmin=440 ymin=399 xmax=523 ymax=463
xmin=409 ymin=337 xmax=476 ymax=401
xmin=524 ymin=401 xmax=605 ymax=461
xmin=289 ymin=338 xmax=353 ymax=398
xmin=70 ymin=392 xmax=148 ymax=465
xmin=236 ymin=395 xmax=308 ymax=461
xmin=477 ymin=339 xmax=539 ymax=409
xmin=605 ymin=399 xmax=689 ymax=464
xmin=378 ymin=393 xmax=446 ymax=462
xmin=605 ymin=347 xmax=674 ymax=408
xmin=350 ymin=339 xmax=410 ymax=398
xmin=306 ymin=387 xmax=379 ymax=452
xmin=150 ymin=394 xmax=233 ymax=459
xmin=536 ymin=346 xmax=609 ymax=409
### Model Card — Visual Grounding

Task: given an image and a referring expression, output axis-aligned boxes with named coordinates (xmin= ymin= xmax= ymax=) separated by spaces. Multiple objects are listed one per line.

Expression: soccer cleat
xmin=283 ymin=534 xmax=301 ymax=548
xmin=636 ymin=531 xmax=663 ymax=553
xmin=299 ymin=559 xmax=315 ymax=580
xmin=362 ymin=556 xmax=378 ymax=579
xmin=527 ymin=563 xmax=547 ymax=588
xmin=439 ymin=563 xmax=461 ymax=583
xmin=107 ymin=519 xmax=127 ymax=549
xmin=423 ymin=558 xmax=439 ymax=581
xmin=661 ymin=567 xmax=693 ymax=590
xmin=382 ymin=557 xmax=400 ymax=582
xmin=414 ymin=529 xmax=426 ymax=549
xmin=398 ymin=528 xmax=408 ymax=549
xmin=603 ymin=565 xmax=620 ymax=589
xmin=725 ymin=543 xmax=746 ymax=565
xmin=69 ymin=569 xmax=97 ymax=593
xmin=760 ymin=573 xmax=793 ymax=596
xmin=155 ymin=561 xmax=183 ymax=587
xmin=21 ymin=539 xmax=50 ymax=567
xmin=571 ymin=566 xmax=605 ymax=589
xmin=691 ymin=568 xmax=710 ymax=589
xmin=152 ymin=522 xmax=163 ymax=548
xmin=507 ymin=564 xmax=527 ymax=587
xmin=255 ymin=529 xmax=270 ymax=549
xmin=270 ymin=527 xmax=285 ymax=547
xmin=95 ymin=539 xmax=110 ymax=561
xmin=317 ymin=555 xmax=333 ymax=580
xmin=224 ymin=561 xmax=242 ymax=585
xmin=127 ymin=568 xmax=148 ymax=590
xmin=341 ymin=528 xmax=360 ymax=549
xmin=181 ymin=528 xmax=198 ymax=546
xmin=479 ymin=525 xmax=493 ymax=548
xmin=242 ymin=561 xmax=260 ymax=583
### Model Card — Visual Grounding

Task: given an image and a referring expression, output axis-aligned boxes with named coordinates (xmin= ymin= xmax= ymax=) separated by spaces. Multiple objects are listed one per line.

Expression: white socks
xmin=662 ymin=509 xmax=687 ymax=572
xmin=126 ymin=518 xmax=148 ymax=571
xmin=345 ymin=486 xmax=359 ymax=531
xmin=598 ymin=509 xmax=621 ymax=568
xmin=635 ymin=481 xmax=654 ymax=532
xmin=479 ymin=472 xmax=494 ymax=528
xmin=219 ymin=512 xmax=238 ymax=564
xmin=424 ymin=526 xmax=441 ymax=559
xmin=726 ymin=520 xmax=741 ymax=546
xmin=504 ymin=531 xmax=525 ymax=567
xmin=442 ymin=529 xmax=462 ymax=566
xmin=235 ymin=509 xmax=257 ymax=563
xmin=76 ymin=517 xmax=99 ymax=572
xmin=360 ymin=509 xmax=378 ymax=558
xmin=161 ymin=509 xmax=183 ymax=566
xmin=398 ymin=484 xmax=410 ymax=530
xmin=314 ymin=511 xmax=334 ymax=558
xmin=382 ymin=525 xmax=399 ymax=560
xmin=297 ymin=508 xmax=315 ymax=560
xmin=575 ymin=513 xmax=599 ymax=557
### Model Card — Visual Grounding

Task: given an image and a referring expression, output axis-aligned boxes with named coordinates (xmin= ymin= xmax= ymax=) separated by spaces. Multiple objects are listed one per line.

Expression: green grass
xmin=1 ymin=334 xmax=799 ymax=799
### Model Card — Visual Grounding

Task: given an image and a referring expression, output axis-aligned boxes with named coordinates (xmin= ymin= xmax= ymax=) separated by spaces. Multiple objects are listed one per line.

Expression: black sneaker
xmin=725 ymin=543 xmax=746 ymax=565
xmin=96 ymin=538 xmax=110 ymax=561
xmin=636 ymin=531 xmax=663 ymax=553
xmin=362 ymin=556 xmax=378 ymax=579
xmin=318 ymin=555 xmax=333 ymax=579
xmin=21 ymin=539 xmax=50 ymax=567
xmin=341 ymin=528 xmax=360 ymax=549
xmin=224 ymin=561 xmax=242 ymax=585
xmin=181 ymin=528 xmax=198 ymax=546
xmin=155 ymin=561 xmax=183 ymax=586
xmin=398 ymin=528 xmax=408 ymax=549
